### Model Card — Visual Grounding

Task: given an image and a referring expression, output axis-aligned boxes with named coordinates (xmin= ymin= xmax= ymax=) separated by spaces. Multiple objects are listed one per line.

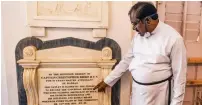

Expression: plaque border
xmin=15 ymin=37 xmax=121 ymax=105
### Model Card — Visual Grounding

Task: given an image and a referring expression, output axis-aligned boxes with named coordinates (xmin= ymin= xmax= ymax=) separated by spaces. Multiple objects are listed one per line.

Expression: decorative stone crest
xmin=23 ymin=46 xmax=37 ymax=60
xmin=102 ymin=47 xmax=112 ymax=60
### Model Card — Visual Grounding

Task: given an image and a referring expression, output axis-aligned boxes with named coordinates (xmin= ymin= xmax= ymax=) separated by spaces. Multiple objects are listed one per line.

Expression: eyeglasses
xmin=131 ymin=19 xmax=140 ymax=30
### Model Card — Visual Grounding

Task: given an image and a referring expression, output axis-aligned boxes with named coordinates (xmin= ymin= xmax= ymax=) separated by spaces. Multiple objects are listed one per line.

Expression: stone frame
xmin=15 ymin=37 xmax=121 ymax=105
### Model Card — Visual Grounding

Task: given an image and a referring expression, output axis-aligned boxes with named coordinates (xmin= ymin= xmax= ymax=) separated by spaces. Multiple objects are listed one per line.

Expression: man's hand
xmin=93 ymin=81 xmax=109 ymax=92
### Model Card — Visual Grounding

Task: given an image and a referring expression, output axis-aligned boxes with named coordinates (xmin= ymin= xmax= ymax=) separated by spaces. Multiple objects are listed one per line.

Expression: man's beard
xmin=136 ymin=28 xmax=145 ymax=36
xmin=139 ymin=32 xmax=145 ymax=36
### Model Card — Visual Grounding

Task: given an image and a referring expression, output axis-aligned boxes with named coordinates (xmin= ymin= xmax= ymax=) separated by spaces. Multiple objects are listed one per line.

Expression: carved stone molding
xmin=27 ymin=1 xmax=108 ymax=37
xmin=17 ymin=60 xmax=40 ymax=105
xmin=102 ymin=68 xmax=112 ymax=105
xmin=18 ymin=46 xmax=40 ymax=105
xmin=23 ymin=68 xmax=38 ymax=105
xmin=102 ymin=47 xmax=112 ymax=60
xmin=23 ymin=46 xmax=37 ymax=60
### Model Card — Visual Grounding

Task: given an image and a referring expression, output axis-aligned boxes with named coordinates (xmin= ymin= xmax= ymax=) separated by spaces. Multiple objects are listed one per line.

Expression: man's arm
xmin=93 ymin=35 xmax=136 ymax=92
xmin=104 ymin=46 xmax=134 ymax=86
xmin=170 ymin=37 xmax=187 ymax=105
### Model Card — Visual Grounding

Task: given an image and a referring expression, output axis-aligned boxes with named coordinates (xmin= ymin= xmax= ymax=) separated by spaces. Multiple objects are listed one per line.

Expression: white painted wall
xmin=2 ymin=1 xmax=133 ymax=105
xmin=1 ymin=44 xmax=9 ymax=105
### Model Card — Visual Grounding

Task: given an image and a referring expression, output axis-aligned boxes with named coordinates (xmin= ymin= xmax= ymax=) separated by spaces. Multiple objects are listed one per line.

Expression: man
xmin=93 ymin=2 xmax=187 ymax=105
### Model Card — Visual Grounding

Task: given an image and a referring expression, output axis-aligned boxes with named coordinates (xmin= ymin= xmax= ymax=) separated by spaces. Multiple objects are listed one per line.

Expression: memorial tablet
xmin=17 ymin=45 xmax=117 ymax=105
xmin=38 ymin=68 xmax=100 ymax=105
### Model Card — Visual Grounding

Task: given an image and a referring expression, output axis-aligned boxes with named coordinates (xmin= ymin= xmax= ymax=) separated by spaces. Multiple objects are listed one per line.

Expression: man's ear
xmin=145 ymin=17 xmax=151 ymax=24
xmin=147 ymin=17 xmax=158 ymax=25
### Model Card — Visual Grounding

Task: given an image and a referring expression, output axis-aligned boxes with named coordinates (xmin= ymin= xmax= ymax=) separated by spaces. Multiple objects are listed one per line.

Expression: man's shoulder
xmin=158 ymin=22 xmax=184 ymax=48
xmin=161 ymin=22 xmax=183 ymax=40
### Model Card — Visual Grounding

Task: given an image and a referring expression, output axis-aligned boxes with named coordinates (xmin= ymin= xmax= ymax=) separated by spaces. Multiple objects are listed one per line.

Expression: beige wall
xmin=156 ymin=2 xmax=202 ymax=104
xmin=3 ymin=1 xmax=202 ymax=105
xmin=2 ymin=1 xmax=133 ymax=105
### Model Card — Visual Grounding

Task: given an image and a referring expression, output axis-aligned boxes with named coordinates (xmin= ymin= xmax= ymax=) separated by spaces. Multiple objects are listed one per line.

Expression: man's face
xmin=131 ymin=18 xmax=147 ymax=36
xmin=130 ymin=10 xmax=147 ymax=36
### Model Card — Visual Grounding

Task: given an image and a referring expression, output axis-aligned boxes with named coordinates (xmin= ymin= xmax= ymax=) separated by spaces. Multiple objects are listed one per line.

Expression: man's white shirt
xmin=104 ymin=21 xmax=187 ymax=105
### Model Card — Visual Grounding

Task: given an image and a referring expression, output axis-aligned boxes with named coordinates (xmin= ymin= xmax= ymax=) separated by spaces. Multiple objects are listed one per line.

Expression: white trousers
xmin=130 ymin=80 xmax=171 ymax=105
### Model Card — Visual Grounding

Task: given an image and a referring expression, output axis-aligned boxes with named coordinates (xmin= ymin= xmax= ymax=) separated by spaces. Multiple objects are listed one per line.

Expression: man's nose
xmin=135 ymin=28 xmax=139 ymax=32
